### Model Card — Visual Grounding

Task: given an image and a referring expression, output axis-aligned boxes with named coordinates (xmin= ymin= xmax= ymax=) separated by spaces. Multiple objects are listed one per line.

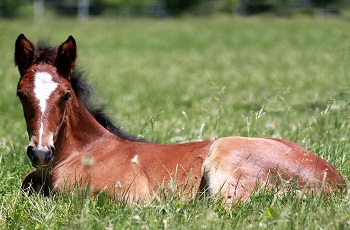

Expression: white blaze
xmin=34 ymin=72 xmax=58 ymax=146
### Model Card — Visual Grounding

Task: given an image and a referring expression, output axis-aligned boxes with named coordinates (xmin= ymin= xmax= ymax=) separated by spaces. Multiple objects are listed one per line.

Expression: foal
xmin=15 ymin=34 xmax=345 ymax=203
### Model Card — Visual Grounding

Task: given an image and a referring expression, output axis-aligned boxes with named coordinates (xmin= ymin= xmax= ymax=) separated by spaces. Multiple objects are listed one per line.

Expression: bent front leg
xmin=21 ymin=170 xmax=51 ymax=196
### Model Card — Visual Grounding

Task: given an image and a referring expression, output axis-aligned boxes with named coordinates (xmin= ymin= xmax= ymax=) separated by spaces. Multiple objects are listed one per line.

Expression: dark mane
xmin=70 ymin=71 xmax=144 ymax=142
xmin=34 ymin=40 xmax=144 ymax=142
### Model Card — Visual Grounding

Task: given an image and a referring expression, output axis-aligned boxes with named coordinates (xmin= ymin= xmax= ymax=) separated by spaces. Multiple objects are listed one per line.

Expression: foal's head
xmin=15 ymin=34 xmax=77 ymax=168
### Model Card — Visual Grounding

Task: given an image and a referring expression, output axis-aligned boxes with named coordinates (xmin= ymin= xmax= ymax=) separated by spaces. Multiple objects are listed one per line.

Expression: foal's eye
xmin=16 ymin=91 xmax=25 ymax=101
xmin=62 ymin=92 xmax=71 ymax=102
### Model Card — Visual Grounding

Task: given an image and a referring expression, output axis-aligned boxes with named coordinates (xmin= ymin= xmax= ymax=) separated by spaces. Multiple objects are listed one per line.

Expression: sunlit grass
xmin=1 ymin=16 xmax=350 ymax=229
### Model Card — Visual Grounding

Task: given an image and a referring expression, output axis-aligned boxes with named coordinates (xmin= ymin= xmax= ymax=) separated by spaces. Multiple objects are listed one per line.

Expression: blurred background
xmin=1 ymin=0 xmax=350 ymax=20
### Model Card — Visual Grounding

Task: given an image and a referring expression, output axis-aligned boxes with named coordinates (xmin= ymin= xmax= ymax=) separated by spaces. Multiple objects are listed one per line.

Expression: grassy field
xmin=1 ymin=16 xmax=350 ymax=229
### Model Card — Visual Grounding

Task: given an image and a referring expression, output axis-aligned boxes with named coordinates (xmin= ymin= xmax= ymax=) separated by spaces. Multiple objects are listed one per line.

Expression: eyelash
xmin=62 ymin=92 xmax=71 ymax=102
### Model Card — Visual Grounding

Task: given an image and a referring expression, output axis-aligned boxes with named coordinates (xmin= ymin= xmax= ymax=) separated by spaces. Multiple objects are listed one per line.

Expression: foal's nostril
xmin=26 ymin=146 xmax=36 ymax=161
xmin=50 ymin=146 xmax=55 ymax=156
xmin=47 ymin=146 xmax=55 ymax=161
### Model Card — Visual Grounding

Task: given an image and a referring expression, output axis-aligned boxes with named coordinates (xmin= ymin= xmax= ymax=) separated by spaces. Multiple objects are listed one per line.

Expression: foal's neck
xmin=54 ymin=95 xmax=112 ymax=159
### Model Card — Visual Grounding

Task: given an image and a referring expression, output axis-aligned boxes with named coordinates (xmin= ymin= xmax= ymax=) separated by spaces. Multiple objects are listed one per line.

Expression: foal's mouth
xmin=30 ymin=156 xmax=54 ymax=169
xmin=31 ymin=162 xmax=52 ymax=169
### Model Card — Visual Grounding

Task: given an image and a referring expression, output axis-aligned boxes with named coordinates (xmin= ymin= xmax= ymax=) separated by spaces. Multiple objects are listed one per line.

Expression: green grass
xmin=1 ymin=16 xmax=350 ymax=229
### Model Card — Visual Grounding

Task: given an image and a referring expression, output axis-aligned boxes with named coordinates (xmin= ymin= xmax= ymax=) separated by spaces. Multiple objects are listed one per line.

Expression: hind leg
xmin=203 ymin=138 xmax=270 ymax=203
xmin=203 ymin=144 xmax=250 ymax=203
xmin=203 ymin=158 xmax=252 ymax=203
xmin=22 ymin=170 xmax=50 ymax=196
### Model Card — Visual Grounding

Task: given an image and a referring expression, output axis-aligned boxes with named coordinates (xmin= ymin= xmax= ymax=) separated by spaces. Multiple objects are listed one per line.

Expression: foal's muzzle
xmin=27 ymin=145 xmax=55 ymax=168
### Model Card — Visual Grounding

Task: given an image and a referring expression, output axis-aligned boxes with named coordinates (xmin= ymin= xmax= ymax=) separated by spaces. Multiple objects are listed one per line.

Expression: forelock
xmin=33 ymin=39 xmax=57 ymax=65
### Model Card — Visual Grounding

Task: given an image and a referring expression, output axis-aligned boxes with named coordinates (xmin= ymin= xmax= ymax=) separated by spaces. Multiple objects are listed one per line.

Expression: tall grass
xmin=1 ymin=16 xmax=350 ymax=229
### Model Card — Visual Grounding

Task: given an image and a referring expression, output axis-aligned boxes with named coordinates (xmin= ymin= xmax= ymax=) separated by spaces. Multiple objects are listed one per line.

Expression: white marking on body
xmin=34 ymin=72 xmax=58 ymax=146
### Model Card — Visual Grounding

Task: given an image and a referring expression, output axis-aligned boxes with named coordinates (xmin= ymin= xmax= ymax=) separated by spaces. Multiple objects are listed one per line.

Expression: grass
xmin=1 ymin=16 xmax=350 ymax=229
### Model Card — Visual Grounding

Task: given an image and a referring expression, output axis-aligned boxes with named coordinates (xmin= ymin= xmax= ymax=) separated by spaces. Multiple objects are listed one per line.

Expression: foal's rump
xmin=203 ymin=136 xmax=345 ymax=201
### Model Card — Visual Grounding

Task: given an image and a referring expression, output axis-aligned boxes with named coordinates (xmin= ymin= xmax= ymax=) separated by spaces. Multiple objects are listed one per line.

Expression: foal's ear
xmin=14 ymin=34 xmax=35 ymax=76
xmin=55 ymin=35 xmax=77 ymax=79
